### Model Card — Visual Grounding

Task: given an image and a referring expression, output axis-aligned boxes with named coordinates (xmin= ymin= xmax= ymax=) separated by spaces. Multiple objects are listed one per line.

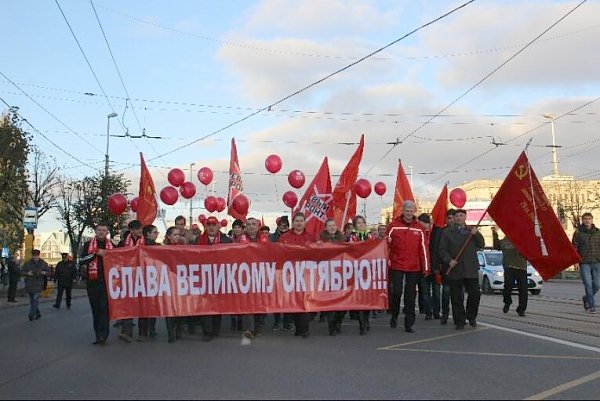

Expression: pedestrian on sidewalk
xmin=492 ymin=227 xmax=528 ymax=316
xmin=572 ymin=212 xmax=600 ymax=314
xmin=53 ymin=253 xmax=77 ymax=310
xmin=21 ymin=249 xmax=49 ymax=321
xmin=7 ymin=255 xmax=20 ymax=303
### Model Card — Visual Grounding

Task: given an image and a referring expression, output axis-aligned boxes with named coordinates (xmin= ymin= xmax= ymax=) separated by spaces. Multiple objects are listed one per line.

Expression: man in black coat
xmin=439 ymin=209 xmax=485 ymax=330
xmin=80 ymin=224 xmax=114 ymax=345
xmin=53 ymin=253 xmax=77 ymax=309
xmin=6 ymin=255 xmax=20 ymax=303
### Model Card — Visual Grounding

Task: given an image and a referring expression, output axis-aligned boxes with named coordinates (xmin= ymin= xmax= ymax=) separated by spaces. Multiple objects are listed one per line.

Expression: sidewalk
xmin=0 ymin=285 xmax=88 ymax=310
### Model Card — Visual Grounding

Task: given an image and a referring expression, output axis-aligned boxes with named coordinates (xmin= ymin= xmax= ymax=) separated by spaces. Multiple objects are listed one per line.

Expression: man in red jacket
xmin=386 ymin=200 xmax=430 ymax=333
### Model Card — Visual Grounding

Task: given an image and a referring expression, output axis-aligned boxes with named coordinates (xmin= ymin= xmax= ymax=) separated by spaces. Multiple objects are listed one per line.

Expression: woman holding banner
xmin=319 ymin=219 xmax=346 ymax=336
xmin=280 ymin=212 xmax=316 ymax=338
xmin=348 ymin=215 xmax=376 ymax=335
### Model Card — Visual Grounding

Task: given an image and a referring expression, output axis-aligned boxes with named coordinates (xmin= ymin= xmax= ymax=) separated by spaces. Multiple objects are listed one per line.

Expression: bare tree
xmin=27 ymin=147 xmax=59 ymax=220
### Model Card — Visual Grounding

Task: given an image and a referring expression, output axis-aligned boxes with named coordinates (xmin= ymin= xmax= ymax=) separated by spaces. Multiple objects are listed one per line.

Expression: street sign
xmin=23 ymin=207 xmax=38 ymax=230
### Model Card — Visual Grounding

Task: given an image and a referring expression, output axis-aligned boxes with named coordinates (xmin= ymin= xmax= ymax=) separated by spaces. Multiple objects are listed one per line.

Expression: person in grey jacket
xmin=439 ymin=209 xmax=485 ymax=330
xmin=21 ymin=249 xmax=49 ymax=321
xmin=572 ymin=212 xmax=600 ymax=313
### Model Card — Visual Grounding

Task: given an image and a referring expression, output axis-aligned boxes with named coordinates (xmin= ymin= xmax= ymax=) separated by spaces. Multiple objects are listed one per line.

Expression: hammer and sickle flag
xmin=487 ymin=151 xmax=580 ymax=280
xmin=137 ymin=152 xmax=158 ymax=226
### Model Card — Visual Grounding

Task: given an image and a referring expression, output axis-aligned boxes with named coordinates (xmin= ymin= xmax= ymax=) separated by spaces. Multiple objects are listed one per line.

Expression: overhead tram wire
xmin=88 ymin=0 xmax=168 ymax=177
xmin=365 ymin=0 xmax=589 ymax=176
xmin=417 ymin=95 xmax=600 ymax=190
xmin=0 ymin=95 xmax=100 ymax=171
xmin=147 ymin=0 xmax=477 ymax=162
xmin=92 ymin=0 xmax=600 ymax=62
xmin=0 ymin=71 xmax=103 ymax=154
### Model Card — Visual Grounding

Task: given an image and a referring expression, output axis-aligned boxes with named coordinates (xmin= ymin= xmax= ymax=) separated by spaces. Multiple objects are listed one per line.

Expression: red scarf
xmin=124 ymin=233 xmax=143 ymax=248
xmin=87 ymin=237 xmax=114 ymax=280
xmin=197 ymin=232 xmax=221 ymax=245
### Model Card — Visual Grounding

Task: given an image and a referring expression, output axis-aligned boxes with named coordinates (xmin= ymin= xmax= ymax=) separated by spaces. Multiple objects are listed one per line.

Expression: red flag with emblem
xmin=332 ymin=134 xmax=364 ymax=228
xmin=227 ymin=138 xmax=246 ymax=221
xmin=137 ymin=153 xmax=158 ymax=226
xmin=431 ymin=183 xmax=448 ymax=228
xmin=392 ymin=160 xmax=414 ymax=220
xmin=487 ymin=151 xmax=580 ymax=280
xmin=296 ymin=157 xmax=333 ymax=238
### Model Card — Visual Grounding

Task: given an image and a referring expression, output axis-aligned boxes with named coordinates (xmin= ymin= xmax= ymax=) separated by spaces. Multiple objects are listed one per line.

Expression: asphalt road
xmin=0 ymin=280 xmax=598 ymax=400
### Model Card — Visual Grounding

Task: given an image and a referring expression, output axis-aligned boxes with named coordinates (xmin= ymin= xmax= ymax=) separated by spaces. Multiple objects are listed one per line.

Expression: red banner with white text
xmin=104 ymin=241 xmax=388 ymax=319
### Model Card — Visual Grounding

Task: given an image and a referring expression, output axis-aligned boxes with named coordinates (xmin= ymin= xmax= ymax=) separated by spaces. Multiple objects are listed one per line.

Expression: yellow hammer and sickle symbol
xmin=146 ymin=185 xmax=153 ymax=195
xmin=515 ymin=164 xmax=528 ymax=180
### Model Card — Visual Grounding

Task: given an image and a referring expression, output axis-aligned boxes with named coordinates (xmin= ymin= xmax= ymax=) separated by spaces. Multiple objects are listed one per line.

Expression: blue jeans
xmin=580 ymin=263 xmax=600 ymax=309
xmin=28 ymin=292 xmax=41 ymax=319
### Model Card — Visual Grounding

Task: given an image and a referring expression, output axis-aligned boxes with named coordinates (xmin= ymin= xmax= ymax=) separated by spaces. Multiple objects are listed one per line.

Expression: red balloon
xmin=288 ymin=170 xmax=305 ymax=189
xmin=220 ymin=219 xmax=228 ymax=228
xmin=130 ymin=197 xmax=140 ymax=212
xmin=265 ymin=154 xmax=283 ymax=174
xmin=160 ymin=187 xmax=179 ymax=205
xmin=216 ymin=197 xmax=226 ymax=213
xmin=204 ymin=196 xmax=218 ymax=213
xmin=282 ymin=191 xmax=298 ymax=209
xmin=198 ymin=214 xmax=207 ymax=224
xmin=179 ymin=181 xmax=196 ymax=199
xmin=232 ymin=194 xmax=250 ymax=215
xmin=354 ymin=179 xmax=372 ymax=199
xmin=108 ymin=193 xmax=127 ymax=215
xmin=449 ymin=188 xmax=467 ymax=208
xmin=197 ymin=167 xmax=213 ymax=186
xmin=374 ymin=182 xmax=387 ymax=196
xmin=167 ymin=168 xmax=185 ymax=187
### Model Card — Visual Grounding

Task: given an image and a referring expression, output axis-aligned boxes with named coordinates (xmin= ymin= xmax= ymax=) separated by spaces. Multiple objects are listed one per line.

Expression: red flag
xmin=431 ymin=183 xmax=448 ymax=228
xmin=392 ymin=160 xmax=414 ymax=220
xmin=296 ymin=157 xmax=334 ymax=238
xmin=332 ymin=135 xmax=364 ymax=228
xmin=227 ymin=138 xmax=246 ymax=221
xmin=137 ymin=153 xmax=157 ymax=226
xmin=487 ymin=151 xmax=580 ymax=280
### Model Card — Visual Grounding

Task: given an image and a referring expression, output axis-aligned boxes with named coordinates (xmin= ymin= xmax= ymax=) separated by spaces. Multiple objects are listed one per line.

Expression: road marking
xmin=383 ymin=348 xmax=600 ymax=360
xmin=377 ymin=328 xmax=489 ymax=350
xmin=479 ymin=322 xmax=600 ymax=354
xmin=524 ymin=369 xmax=600 ymax=400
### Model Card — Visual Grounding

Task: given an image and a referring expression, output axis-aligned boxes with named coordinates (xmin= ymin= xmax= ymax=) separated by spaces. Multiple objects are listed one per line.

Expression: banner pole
xmin=447 ymin=211 xmax=488 ymax=274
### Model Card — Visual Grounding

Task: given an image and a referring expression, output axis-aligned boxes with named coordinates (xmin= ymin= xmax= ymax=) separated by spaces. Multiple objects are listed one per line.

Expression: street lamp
xmin=189 ymin=162 xmax=195 ymax=226
xmin=105 ymin=112 xmax=118 ymax=178
xmin=543 ymin=113 xmax=559 ymax=176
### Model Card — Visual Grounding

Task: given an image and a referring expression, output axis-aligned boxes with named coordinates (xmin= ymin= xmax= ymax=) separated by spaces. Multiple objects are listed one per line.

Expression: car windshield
xmin=484 ymin=253 xmax=503 ymax=266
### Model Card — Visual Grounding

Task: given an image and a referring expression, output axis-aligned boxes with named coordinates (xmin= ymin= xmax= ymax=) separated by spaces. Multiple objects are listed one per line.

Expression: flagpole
xmin=341 ymin=191 xmax=351 ymax=227
xmin=447 ymin=211 xmax=488 ymax=274
xmin=525 ymin=138 xmax=549 ymax=256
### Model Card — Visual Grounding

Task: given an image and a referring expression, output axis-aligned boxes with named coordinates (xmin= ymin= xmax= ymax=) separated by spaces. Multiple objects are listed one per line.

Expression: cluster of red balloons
xmin=351 ymin=179 xmax=387 ymax=199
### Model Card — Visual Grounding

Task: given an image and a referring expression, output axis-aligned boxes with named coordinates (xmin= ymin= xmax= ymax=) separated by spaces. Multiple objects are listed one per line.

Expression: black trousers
xmin=54 ymin=284 xmax=72 ymax=307
xmin=503 ymin=267 xmax=528 ymax=313
xmin=200 ymin=315 xmax=222 ymax=337
xmin=7 ymin=280 xmax=18 ymax=301
xmin=138 ymin=318 xmax=157 ymax=336
xmin=293 ymin=313 xmax=310 ymax=335
xmin=448 ymin=278 xmax=480 ymax=326
xmin=389 ymin=270 xmax=421 ymax=329
xmin=86 ymin=282 xmax=109 ymax=341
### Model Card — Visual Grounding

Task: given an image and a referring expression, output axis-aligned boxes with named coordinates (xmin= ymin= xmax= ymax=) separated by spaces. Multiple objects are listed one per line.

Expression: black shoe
xmin=405 ymin=327 xmax=415 ymax=333
xmin=283 ymin=323 xmax=293 ymax=331
xmin=469 ymin=320 xmax=477 ymax=328
xmin=28 ymin=316 xmax=34 ymax=321
xmin=517 ymin=311 xmax=526 ymax=317
xmin=52 ymin=304 xmax=59 ymax=309
xmin=35 ymin=314 xmax=41 ymax=320
xmin=433 ymin=313 xmax=440 ymax=319
xmin=67 ymin=305 xmax=71 ymax=310
xmin=113 ymin=321 xmax=122 ymax=328
xmin=301 ymin=331 xmax=310 ymax=338
xmin=390 ymin=317 xmax=397 ymax=328
xmin=425 ymin=314 xmax=432 ymax=320
xmin=359 ymin=323 xmax=367 ymax=336
xmin=440 ymin=317 xmax=448 ymax=325
xmin=455 ymin=324 xmax=465 ymax=330
xmin=503 ymin=304 xmax=510 ymax=313
xmin=92 ymin=338 xmax=107 ymax=345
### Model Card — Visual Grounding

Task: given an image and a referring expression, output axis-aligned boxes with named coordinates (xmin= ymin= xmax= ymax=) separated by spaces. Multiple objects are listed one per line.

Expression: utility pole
xmin=189 ymin=162 xmax=195 ymax=227
xmin=543 ymin=113 xmax=559 ymax=176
